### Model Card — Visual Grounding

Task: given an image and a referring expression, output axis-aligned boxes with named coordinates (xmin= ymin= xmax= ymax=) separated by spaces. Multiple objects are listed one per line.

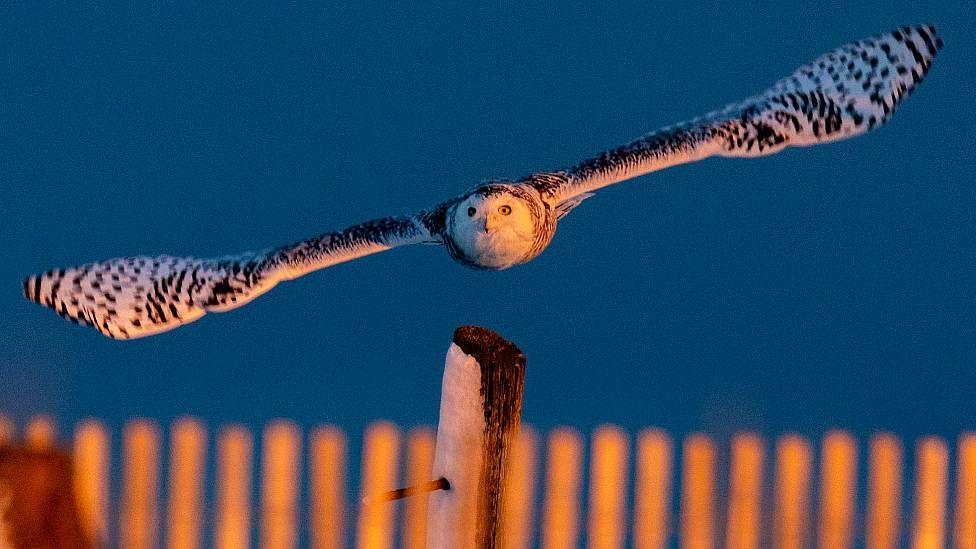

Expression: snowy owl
xmin=25 ymin=25 xmax=943 ymax=339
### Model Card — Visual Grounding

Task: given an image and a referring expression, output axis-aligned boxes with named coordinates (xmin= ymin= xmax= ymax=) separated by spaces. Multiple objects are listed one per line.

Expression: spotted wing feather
xmin=24 ymin=215 xmax=439 ymax=339
xmin=554 ymin=25 xmax=942 ymax=201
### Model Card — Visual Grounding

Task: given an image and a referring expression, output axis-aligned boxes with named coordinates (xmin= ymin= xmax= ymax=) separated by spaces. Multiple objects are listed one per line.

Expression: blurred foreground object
xmin=0 ymin=446 xmax=92 ymax=549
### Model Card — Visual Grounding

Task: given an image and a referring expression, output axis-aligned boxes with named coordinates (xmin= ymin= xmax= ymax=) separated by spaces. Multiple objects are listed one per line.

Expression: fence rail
xmin=0 ymin=414 xmax=974 ymax=549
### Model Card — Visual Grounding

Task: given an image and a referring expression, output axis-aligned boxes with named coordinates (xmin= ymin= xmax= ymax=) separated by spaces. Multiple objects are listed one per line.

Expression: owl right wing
xmin=23 ymin=211 xmax=447 ymax=339
xmin=549 ymin=25 xmax=943 ymax=203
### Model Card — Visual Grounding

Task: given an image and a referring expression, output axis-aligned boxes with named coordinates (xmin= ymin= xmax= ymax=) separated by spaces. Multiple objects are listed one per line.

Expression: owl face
xmin=447 ymin=185 xmax=551 ymax=270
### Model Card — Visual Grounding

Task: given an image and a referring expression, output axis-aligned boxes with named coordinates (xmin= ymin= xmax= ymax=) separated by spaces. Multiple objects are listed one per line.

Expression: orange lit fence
xmin=1 ymin=414 xmax=975 ymax=549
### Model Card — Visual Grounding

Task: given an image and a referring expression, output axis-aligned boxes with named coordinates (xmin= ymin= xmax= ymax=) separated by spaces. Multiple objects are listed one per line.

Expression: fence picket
xmin=26 ymin=414 xmax=56 ymax=450
xmin=166 ymin=417 xmax=206 ymax=549
xmin=866 ymin=434 xmax=902 ymax=549
xmin=73 ymin=419 xmax=110 ymax=548
xmin=681 ymin=433 xmax=715 ymax=549
xmin=503 ymin=425 xmax=538 ymax=549
xmin=260 ymin=420 xmax=301 ymax=549
xmin=214 ymin=425 xmax=253 ymax=549
xmin=0 ymin=414 xmax=13 ymax=445
xmin=726 ymin=433 xmax=764 ymax=549
xmin=773 ymin=434 xmax=811 ymax=549
xmin=355 ymin=421 xmax=400 ymax=549
xmin=817 ymin=430 xmax=857 ymax=549
xmin=311 ymin=425 xmax=347 ymax=549
xmin=955 ymin=433 xmax=976 ymax=549
xmin=911 ymin=437 xmax=948 ymax=549
xmin=401 ymin=427 xmax=435 ymax=549
xmin=633 ymin=429 xmax=672 ymax=549
xmin=120 ymin=419 xmax=161 ymax=549
xmin=587 ymin=425 xmax=629 ymax=549
xmin=541 ymin=427 xmax=583 ymax=549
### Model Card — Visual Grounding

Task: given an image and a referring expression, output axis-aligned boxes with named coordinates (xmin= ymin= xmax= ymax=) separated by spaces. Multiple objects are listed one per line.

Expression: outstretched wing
xmin=23 ymin=214 xmax=441 ymax=339
xmin=552 ymin=25 xmax=942 ymax=202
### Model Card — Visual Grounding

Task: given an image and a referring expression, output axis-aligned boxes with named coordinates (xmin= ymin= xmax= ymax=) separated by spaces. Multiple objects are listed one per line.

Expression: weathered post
xmin=424 ymin=326 xmax=527 ymax=549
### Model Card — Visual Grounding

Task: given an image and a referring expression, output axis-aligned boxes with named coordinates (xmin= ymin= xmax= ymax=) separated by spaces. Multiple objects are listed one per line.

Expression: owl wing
xmin=23 ymin=213 xmax=444 ymax=339
xmin=549 ymin=25 xmax=942 ymax=203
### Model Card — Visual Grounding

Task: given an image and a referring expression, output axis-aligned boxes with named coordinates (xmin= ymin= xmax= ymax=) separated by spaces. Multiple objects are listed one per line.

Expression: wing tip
xmin=22 ymin=273 xmax=43 ymax=304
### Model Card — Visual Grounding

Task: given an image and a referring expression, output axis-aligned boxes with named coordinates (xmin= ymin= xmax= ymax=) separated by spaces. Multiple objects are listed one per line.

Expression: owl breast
xmin=444 ymin=183 xmax=557 ymax=270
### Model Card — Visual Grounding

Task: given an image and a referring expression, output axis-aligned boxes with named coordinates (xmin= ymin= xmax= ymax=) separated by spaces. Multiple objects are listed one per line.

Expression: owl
xmin=24 ymin=25 xmax=942 ymax=339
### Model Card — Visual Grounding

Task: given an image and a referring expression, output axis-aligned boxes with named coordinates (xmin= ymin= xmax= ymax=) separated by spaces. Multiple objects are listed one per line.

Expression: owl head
xmin=445 ymin=183 xmax=555 ymax=270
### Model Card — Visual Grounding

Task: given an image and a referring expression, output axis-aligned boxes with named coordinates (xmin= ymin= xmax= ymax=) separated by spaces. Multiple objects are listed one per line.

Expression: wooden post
xmin=426 ymin=326 xmax=527 ymax=549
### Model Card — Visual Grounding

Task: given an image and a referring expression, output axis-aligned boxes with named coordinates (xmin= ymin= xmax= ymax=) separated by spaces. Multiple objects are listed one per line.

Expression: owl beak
xmin=484 ymin=215 xmax=495 ymax=233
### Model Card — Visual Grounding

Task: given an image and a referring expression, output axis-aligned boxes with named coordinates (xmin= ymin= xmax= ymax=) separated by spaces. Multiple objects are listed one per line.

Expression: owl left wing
xmin=24 ymin=213 xmax=444 ymax=339
xmin=550 ymin=25 xmax=942 ymax=203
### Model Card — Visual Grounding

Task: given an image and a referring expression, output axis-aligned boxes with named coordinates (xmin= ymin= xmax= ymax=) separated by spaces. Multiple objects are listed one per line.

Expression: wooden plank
xmin=773 ymin=434 xmax=811 ymax=549
xmin=310 ymin=425 xmax=347 ymax=549
xmin=817 ymin=430 xmax=857 ymax=549
xmin=540 ymin=427 xmax=583 ymax=549
xmin=214 ymin=425 xmax=253 ymax=549
xmin=259 ymin=420 xmax=301 ymax=549
xmin=587 ymin=425 xmax=629 ymax=549
xmin=866 ymin=433 xmax=902 ymax=549
xmin=120 ymin=419 xmax=161 ymax=549
xmin=680 ymin=433 xmax=715 ymax=549
xmin=401 ymin=427 xmax=435 ymax=549
xmin=633 ymin=428 xmax=672 ymax=549
xmin=166 ymin=417 xmax=207 ymax=549
xmin=355 ymin=421 xmax=400 ymax=549
xmin=955 ymin=433 xmax=976 ymax=549
xmin=503 ymin=425 xmax=538 ymax=549
xmin=911 ymin=437 xmax=948 ymax=549
xmin=73 ymin=419 xmax=110 ymax=548
xmin=725 ymin=433 xmax=764 ymax=549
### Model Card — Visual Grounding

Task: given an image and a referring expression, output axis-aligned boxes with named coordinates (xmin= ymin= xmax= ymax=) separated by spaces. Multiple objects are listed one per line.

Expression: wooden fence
xmin=1 ymin=414 xmax=974 ymax=549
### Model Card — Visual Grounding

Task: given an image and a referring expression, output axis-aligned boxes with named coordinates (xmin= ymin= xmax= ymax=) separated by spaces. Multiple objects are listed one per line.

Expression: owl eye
xmin=498 ymin=205 xmax=512 ymax=215
xmin=467 ymin=207 xmax=476 ymax=217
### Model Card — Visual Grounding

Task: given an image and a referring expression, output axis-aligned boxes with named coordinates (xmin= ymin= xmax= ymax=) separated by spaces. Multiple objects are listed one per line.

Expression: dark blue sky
xmin=2 ymin=2 xmax=974 ymax=448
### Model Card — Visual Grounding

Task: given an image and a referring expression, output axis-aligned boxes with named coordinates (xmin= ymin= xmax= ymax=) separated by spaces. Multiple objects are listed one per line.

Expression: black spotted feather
xmin=24 ymin=216 xmax=438 ymax=339
xmin=555 ymin=25 xmax=943 ymax=201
